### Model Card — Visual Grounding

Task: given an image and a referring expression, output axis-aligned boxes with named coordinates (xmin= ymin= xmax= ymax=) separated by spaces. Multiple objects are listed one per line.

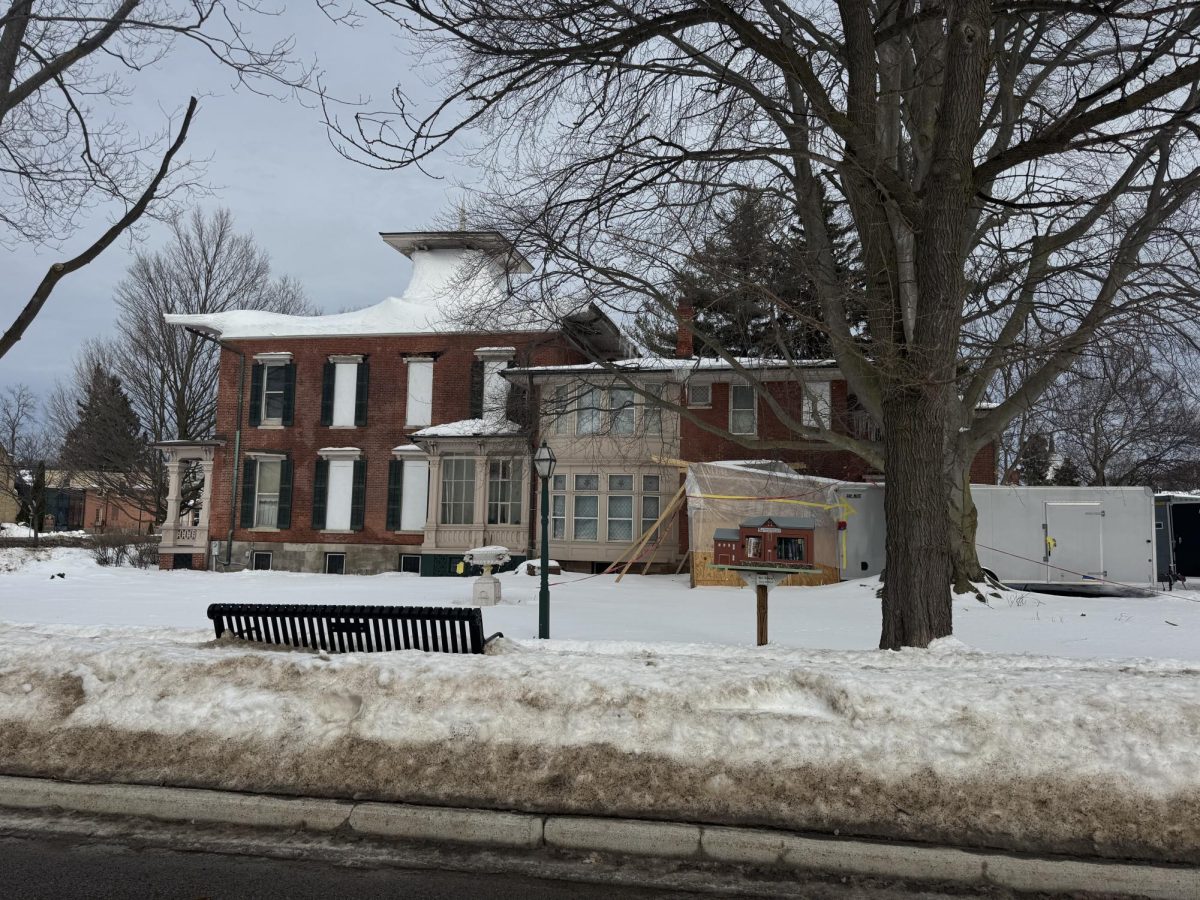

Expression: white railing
xmin=160 ymin=523 xmax=207 ymax=551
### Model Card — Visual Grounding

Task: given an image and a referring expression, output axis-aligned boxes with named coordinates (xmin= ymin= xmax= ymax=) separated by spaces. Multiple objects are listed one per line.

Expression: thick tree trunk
xmin=947 ymin=464 xmax=984 ymax=594
xmin=879 ymin=389 xmax=953 ymax=649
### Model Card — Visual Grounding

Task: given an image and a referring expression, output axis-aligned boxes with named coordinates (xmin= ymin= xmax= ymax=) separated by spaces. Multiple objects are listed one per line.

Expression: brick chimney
xmin=675 ymin=304 xmax=695 ymax=359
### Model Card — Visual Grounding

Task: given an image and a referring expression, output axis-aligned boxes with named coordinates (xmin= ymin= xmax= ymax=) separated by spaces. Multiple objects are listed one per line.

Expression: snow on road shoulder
xmin=2 ymin=547 xmax=1198 ymax=660
xmin=0 ymin=619 xmax=1195 ymax=863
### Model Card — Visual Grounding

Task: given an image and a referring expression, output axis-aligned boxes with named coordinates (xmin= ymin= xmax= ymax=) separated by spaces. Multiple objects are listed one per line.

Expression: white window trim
xmin=687 ymin=381 xmax=712 ymax=408
xmin=606 ymin=494 xmax=634 ymax=542
xmin=486 ymin=458 xmax=524 ymax=526
xmin=252 ymin=457 xmax=283 ymax=530
xmin=730 ymin=382 xmax=758 ymax=435
xmin=572 ymin=494 xmax=599 ymax=541
xmin=317 ymin=447 xmax=362 ymax=461
xmin=329 ymin=354 xmax=363 ymax=364
xmin=259 ymin=361 xmax=289 ymax=426
xmin=609 ymin=387 xmax=635 ymax=435
xmin=405 ymin=357 xmax=435 ymax=428
xmin=330 ymin=360 xmax=360 ymax=428
xmin=253 ymin=351 xmax=292 ymax=362
xmin=802 ymin=380 xmax=833 ymax=429
xmin=576 ymin=386 xmax=602 ymax=435
xmin=440 ymin=456 xmax=477 ymax=526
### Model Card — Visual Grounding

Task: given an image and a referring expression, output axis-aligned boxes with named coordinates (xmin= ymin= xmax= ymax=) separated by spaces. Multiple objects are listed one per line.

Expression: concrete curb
xmin=0 ymin=776 xmax=1195 ymax=899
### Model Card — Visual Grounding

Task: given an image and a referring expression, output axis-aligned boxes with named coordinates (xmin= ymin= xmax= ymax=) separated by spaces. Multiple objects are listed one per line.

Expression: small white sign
xmin=758 ymin=526 xmax=781 ymax=533
xmin=738 ymin=571 xmax=789 ymax=589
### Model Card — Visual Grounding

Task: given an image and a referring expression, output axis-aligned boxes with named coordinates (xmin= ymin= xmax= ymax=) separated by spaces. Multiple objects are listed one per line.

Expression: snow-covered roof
xmin=506 ymin=356 xmax=838 ymax=378
xmin=166 ymin=233 xmax=547 ymax=340
xmin=411 ymin=418 xmax=524 ymax=438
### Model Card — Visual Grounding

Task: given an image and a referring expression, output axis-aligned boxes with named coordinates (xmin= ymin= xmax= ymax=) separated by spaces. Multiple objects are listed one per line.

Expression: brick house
xmin=505 ymin=337 xmax=997 ymax=573
xmin=157 ymin=231 xmax=623 ymax=574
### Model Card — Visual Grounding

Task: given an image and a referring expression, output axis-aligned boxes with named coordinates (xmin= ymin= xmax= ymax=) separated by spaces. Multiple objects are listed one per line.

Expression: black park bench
xmin=207 ymin=603 xmax=501 ymax=655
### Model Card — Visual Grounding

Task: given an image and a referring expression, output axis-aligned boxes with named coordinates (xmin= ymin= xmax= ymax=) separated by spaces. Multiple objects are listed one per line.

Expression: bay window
xmin=487 ymin=458 xmax=523 ymax=525
xmin=440 ymin=457 xmax=475 ymax=524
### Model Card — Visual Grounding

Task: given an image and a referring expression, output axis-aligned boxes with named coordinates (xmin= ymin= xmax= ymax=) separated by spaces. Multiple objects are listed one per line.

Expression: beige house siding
xmin=0 ymin=447 xmax=19 ymax=524
xmin=537 ymin=376 xmax=684 ymax=569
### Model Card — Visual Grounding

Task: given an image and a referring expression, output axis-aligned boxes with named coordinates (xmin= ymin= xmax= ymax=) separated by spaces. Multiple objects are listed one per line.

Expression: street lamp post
xmin=532 ymin=440 xmax=556 ymax=639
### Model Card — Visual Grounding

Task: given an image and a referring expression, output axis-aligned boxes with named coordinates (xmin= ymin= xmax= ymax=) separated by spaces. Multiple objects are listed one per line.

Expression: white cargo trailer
xmin=831 ymin=483 xmax=1156 ymax=591
xmin=973 ymin=486 xmax=1155 ymax=590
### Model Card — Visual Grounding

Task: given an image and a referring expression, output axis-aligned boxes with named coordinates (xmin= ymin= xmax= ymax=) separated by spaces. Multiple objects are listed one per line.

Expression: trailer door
xmin=1044 ymin=502 xmax=1104 ymax=583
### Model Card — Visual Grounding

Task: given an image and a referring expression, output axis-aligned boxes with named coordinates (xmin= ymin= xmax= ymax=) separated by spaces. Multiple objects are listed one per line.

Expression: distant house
xmin=0 ymin=445 xmax=20 ymax=524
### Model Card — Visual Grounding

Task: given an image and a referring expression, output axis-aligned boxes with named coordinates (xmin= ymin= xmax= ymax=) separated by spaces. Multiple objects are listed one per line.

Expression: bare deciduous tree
xmin=0 ymin=0 xmax=315 ymax=360
xmin=110 ymin=207 xmax=312 ymax=445
xmin=332 ymin=0 xmax=1200 ymax=647
xmin=1046 ymin=342 xmax=1200 ymax=489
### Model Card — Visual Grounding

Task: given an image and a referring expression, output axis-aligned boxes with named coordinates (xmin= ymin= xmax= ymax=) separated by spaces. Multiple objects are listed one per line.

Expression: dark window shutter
xmin=507 ymin=367 xmax=530 ymax=429
xmin=248 ymin=364 xmax=264 ymax=427
xmin=276 ymin=457 xmax=293 ymax=529
xmin=468 ymin=358 xmax=484 ymax=419
xmin=312 ymin=459 xmax=329 ymax=530
xmin=281 ymin=363 xmax=296 ymax=426
xmin=320 ymin=362 xmax=335 ymax=426
xmin=239 ymin=459 xmax=257 ymax=528
xmin=355 ymin=359 xmax=370 ymax=427
xmin=350 ymin=459 xmax=367 ymax=531
xmin=386 ymin=458 xmax=403 ymax=531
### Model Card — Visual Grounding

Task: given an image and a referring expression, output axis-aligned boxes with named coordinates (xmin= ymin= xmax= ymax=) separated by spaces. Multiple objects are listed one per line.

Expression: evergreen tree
xmin=1051 ymin=457 xmax=1083 ymax=486
xmin=638 ymin=189 xmax=862 ymax=358
xmin=1018 ymin=433 xmax=1053 ymax=486
xmin=61 ymin=365 xmax=147 ymax=475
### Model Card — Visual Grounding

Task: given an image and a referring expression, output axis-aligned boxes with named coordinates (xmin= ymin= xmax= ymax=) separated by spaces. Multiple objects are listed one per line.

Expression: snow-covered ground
xmin=0 ymin=547 xmax=1196 ymax=862
xmin=0 ymin=547 xmax=1196 ymax=660
xmin=0 ymin=523 xmax=88 ymax=541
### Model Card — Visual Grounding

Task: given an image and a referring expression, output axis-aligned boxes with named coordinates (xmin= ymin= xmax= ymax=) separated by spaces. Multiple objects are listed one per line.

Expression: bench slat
xmin=207 ymin=603 xmax=493 ymax=654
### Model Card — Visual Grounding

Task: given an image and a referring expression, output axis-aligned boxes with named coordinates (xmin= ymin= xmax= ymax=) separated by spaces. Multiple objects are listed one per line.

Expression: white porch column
xmin=165 ymin=456 xmax=183 ymax=526
xmin=198 ymin=458 xmax=214 ymax=530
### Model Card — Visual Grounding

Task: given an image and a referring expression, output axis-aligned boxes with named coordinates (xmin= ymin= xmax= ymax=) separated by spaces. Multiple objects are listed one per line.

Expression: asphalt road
xmin=0 ymin=832 xmax=702 ymax=900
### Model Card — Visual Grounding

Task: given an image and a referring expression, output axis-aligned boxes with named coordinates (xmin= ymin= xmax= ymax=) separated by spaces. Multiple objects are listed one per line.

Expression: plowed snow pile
xmin=0 ymin=622 xmax=1196 ymax=862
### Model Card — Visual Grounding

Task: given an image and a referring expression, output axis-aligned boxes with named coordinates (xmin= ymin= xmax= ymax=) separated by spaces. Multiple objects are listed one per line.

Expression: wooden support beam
xmin=616 ymin=484 xmax=685 ymax=583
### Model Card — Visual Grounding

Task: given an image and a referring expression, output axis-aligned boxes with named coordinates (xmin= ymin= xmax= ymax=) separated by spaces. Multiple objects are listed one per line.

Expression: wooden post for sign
xmin=756 ymin=583 xmax=768 ymax=646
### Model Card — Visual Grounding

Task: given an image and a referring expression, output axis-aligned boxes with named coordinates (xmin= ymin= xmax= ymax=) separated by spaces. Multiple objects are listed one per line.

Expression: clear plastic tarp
xmin=684 ymin=461 xmax=851 ymax=587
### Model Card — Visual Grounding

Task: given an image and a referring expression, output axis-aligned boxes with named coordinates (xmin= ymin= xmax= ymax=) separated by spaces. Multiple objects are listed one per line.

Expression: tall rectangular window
xmin=262 ymin=364 xmax=287 ymax=424
xmin=401 ymin=458 xmax=429 ymax=531
xmin=440 ymin=457 xmax=475 ymax=524
xmin=552 ymin=493 xmax=565 ymax=539
xmin=576 ymin=387 xmax=601 ymax=435
xmin=731 ymin=383 xmax=757 ymax=434
xmin=552 ymin=384 xmax=571 ymax=434
xmin=406 ymin=358 xmax=434 ymax=427
xmin=331 ymin=362 xmax=359 ymax=426
xmin=607 ymin=494 xmax=633 ymax=541
xmin=641 ymin=494 xmax=661 ymax=539
xmin=573 ymin=495 xmax=598 ymax=540
xmin=802 ymin=381 xmax=832 ymax=429
xmin=644 ymin=384 xmax=663 ymax=435
xmin=325 ymin=459 xmax=355 ymax=530
xmin=609 ymin=388 xmax=634 ymax=434
xmin=254 ymin=459 xmax=281 ymax=527
xmin=487 ymin=458 xmax=523 ymax=525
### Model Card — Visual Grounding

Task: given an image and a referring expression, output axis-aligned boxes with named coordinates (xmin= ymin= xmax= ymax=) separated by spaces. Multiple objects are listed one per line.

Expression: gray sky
xmin=0 ymin=4 xmax=467 ymax=399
